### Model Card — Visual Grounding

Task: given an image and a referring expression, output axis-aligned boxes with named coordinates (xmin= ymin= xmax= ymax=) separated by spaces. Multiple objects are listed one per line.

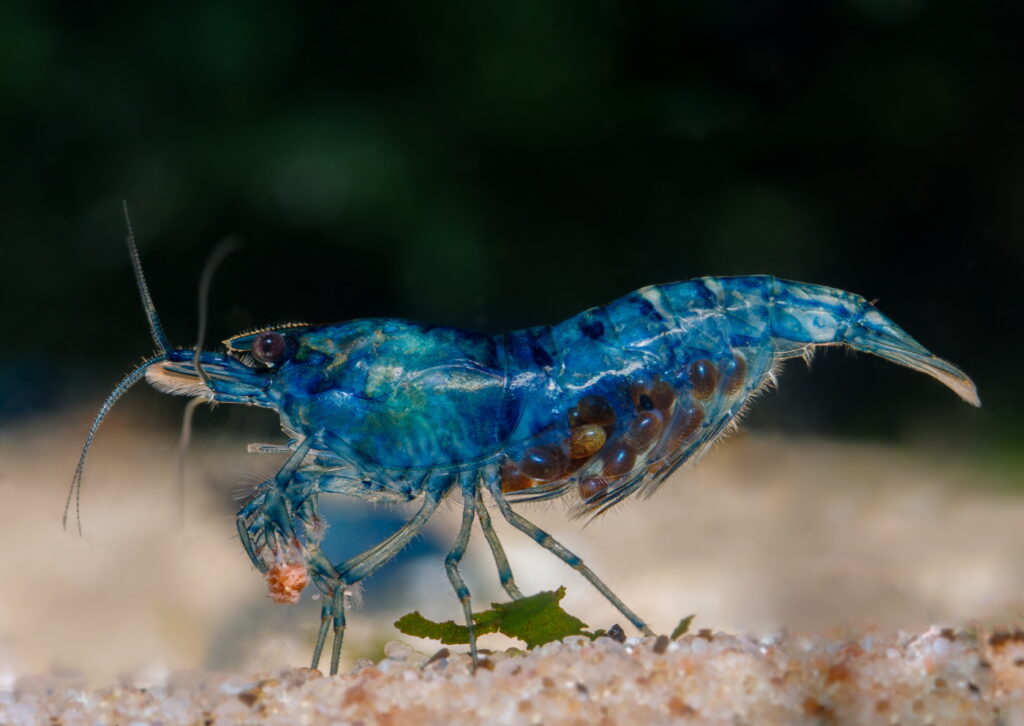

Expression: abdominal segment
xmin=495 ymin=279 xmax=778 ymax=516
xmin=498 ymin=347 xmax=765 ymax=516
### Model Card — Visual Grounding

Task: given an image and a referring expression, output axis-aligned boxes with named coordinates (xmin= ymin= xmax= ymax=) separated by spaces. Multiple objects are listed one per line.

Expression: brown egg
xmin=519 ymin=445 xmax=569 ymax=482
xmin=578 ymin=476 xmax=608 ymax=500
xmin=724 ymin=352 xmax=747 ymax=396
xmin=668 ymin=403 xmax=705 ymax=448
xmin=629 ymin=378 xmax=675 ymax=415
xmin=649 ymin=379 xmax=676 ymax=414
xmin=626 ymin=410 xmax=664 ymax=450
xmin=629 ymin=380 xmax=652 ymax=410
xmin=577 ymin=395 xmax=616 ymax=425
xmin=602 ymin=442 xmax=637 ymax=478
xmin=689 ymin=359 xmax=719 ymax=400
xmin=569 ymin=424 xmax=607 ymax=459
xmin=500 ymin=461 xmax=534 ymax=493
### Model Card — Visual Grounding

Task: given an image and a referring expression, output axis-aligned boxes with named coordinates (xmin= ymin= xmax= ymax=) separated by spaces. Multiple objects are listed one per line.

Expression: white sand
xmin=6 ymin=628 xmax=1024 ymax=725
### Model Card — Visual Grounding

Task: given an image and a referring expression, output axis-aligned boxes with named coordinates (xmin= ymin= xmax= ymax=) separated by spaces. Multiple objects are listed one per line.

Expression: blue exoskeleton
xmin=70 ymin=228 xmax=979 ymax=675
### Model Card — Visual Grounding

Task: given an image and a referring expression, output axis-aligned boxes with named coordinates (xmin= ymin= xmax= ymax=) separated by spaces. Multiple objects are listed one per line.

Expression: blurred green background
xmin=2 ymin=0 xmax=1020 ymax=457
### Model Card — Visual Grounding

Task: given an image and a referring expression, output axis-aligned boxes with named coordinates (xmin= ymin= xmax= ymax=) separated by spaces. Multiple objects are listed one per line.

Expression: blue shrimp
xmin=71 ymin=232 xmax=979 ymax=675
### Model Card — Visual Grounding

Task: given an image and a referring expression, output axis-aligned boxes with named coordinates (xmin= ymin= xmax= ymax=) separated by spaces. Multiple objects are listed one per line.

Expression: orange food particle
xmin=266 ymin=561 xmax=309 ymax=604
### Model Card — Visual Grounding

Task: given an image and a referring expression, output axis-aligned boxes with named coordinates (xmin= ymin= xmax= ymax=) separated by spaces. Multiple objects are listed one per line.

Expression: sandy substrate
xmin=7 ymin=628 xmax=1024 ymax=725
xmin=0 ymin=411 xmax=1020 ymax=723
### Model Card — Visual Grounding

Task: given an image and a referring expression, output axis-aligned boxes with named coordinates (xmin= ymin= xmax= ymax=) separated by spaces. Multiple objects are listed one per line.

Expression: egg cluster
xmin=501 ymin=354 xmax=747 ymax=506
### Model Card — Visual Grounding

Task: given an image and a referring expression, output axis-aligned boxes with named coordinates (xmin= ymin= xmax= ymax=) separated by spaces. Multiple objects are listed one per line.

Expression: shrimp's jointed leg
xmin=335 ymin=492 xmax=443 ymax=584
xmin=308 ymin=492 xmax=445 ymax=675
xmin=327 ymin=585 xmax=346 ymax=676
xmin=306 ymin=546 xmax=341 ymax=671
xmin=445 ymin=486 xmax=478 ymax=665
xmin=490 ymin=484 xmax=654 ymax=637
xmin=308 ymin=578 xmax=349 ymax=676
xmin=310 ymin=585 xmax=345 ymax=671
xmin=236 ymin=437 xmax=318 ymax=572
xmin=476 ymin=491 xmax=523 ymax=600
xmin=236 ymin=495 xmax=268 ymax=573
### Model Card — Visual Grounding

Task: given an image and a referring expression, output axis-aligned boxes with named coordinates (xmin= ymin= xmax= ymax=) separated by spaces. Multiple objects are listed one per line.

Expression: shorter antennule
xmin=192 ymin=237 xmax=241 ymax=389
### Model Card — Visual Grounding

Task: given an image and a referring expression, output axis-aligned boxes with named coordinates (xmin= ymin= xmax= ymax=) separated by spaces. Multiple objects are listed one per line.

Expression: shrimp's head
xmin=143 ymin=323 xmax=313 ymax=408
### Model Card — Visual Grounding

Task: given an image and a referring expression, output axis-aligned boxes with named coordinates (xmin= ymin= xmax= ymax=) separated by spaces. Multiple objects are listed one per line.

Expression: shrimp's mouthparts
xmin=145 ymin=363 xmax=213 ymax=399
xmin=144 ymin=352 xmax=271 ymax=403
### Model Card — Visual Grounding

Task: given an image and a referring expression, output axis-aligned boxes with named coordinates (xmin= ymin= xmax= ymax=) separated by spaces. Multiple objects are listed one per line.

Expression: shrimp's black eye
xmin=253 ymin=332 xmax=287 ymax=365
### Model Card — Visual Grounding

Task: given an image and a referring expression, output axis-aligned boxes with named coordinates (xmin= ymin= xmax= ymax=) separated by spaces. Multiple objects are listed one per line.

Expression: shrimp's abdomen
xmin=498 ymin=276 xmax=778 ymax=513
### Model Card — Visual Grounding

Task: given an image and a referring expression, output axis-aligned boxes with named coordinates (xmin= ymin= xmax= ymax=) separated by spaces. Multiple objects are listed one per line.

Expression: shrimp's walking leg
xmin=336 ymin=492 xmax=443 ymax=584
xmin=328 ymin=585 xmax=346 ymax=676
xmin=274 ymin=436 xmax=316 ymax=488
xmin=306 ymin=547 xmax=341 ymax=671
xmin=308 ymin=578 xmax=348 ymax=676
xmin=476 ymin=491 xmax=523 ymax=600
xmin=445 ymin=487 xmax=479 ymax=665
xmin=309 ymin=492 xmax=445 ymax=675
xmin=312 ymin=598 xmax=331 ymax=669
xmin=490 ymin=485 xmax=654 ymax=637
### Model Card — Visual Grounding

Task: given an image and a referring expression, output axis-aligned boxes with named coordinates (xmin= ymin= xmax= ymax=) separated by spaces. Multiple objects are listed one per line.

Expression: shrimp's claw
xmin=841 ymin=305 xmax=980 ymax=407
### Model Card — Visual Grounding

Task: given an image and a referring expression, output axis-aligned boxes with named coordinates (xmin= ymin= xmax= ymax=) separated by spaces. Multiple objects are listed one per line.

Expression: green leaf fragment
xmin=671 ymin=614 xmax=695 ymax=640
xmin=392 ymin=611 xmax=494 ymax=645
xmin=492 ymin=587 xmax=590 ymax=648
xmin=394 ymin=587 xmax=591 ymax=648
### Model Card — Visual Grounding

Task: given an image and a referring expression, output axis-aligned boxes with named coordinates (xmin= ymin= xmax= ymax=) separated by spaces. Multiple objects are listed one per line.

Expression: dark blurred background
xmin=2 ymin=0 xmax=1021 ymax=458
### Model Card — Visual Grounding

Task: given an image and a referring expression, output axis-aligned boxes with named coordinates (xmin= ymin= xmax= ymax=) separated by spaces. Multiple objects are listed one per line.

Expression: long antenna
xmin=65 ymin=204 xmax=171 ymax=534
xmin=123 ymin=200 xmax=171 ymax=353
xmin=64 ymin=355 xmax=166 ymax=534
